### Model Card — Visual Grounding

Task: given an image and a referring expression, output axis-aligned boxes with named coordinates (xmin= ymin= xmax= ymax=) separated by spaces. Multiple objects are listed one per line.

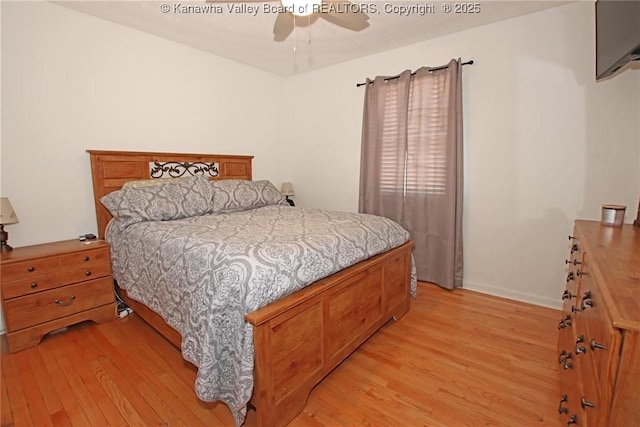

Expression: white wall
xmin=281 ymin=2 xmax=640 ymax=308
xmin=1 ymin=0 xmax=286 ymax=248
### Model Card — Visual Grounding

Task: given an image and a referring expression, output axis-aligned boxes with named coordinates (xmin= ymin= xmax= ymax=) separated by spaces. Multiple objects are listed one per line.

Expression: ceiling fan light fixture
xmin=280 ymin=0 xmax=322 ymax=17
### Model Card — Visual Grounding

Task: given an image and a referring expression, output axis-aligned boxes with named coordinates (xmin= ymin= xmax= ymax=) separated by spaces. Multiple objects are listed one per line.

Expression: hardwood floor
xmin=1 ymin=283 xmax=563 ymax=426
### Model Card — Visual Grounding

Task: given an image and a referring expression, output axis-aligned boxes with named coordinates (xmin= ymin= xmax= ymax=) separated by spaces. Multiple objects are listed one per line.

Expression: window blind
xmin=379 ymin=74 xmax=448 ymax=196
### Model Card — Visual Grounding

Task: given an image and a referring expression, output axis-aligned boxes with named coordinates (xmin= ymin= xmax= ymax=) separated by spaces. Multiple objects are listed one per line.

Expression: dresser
xmin=557 ymin=220 xmax=640 ymax=426
xmin=1 ymin=239 xmax=116 ymax=353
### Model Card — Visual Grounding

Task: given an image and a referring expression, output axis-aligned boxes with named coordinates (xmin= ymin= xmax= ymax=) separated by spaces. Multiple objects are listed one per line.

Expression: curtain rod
xmin=356 ymin=60 xmax=474 ymax=87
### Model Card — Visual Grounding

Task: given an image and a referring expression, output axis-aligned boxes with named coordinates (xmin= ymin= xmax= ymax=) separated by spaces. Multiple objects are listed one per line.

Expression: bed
xmin=87 ymin=149 xmax=415 ymax=426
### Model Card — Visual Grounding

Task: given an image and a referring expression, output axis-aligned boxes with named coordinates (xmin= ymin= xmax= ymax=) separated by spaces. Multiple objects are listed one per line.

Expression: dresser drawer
xmin=3 ymin=277 xmax=114 ymax=332
xmin=579 ymin=271 xmax=622 ymax=394
xmin=579 ymin=349 xmax=606 ymax=427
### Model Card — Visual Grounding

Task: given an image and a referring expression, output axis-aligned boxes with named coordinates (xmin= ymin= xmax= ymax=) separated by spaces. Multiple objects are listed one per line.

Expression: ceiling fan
xmin=206 ymin=0 xmax=370 ymax=41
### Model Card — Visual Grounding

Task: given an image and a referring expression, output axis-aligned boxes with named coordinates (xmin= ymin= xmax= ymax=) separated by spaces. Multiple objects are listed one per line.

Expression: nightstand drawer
xmin=2 ymin=262 xmax=112 ymax=299
xmin=3 ymin=277 xmax=114 ymax=332
xmin=2 ymin=246 xmax=110 ymax=282
xmin=1 ymin=257 xmax=61 ymax=282
xmin=59 ymin=246 xmax=110 ymax=270
xmin=2 ymin=275 xmax=64 ymax=299
xmin=57 ymin=260 xmax=112 ymax=286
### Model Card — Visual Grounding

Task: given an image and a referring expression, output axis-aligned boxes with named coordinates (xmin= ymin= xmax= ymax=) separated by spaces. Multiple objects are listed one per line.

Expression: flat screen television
xmin=595 ymin=0 xmax=640 ymax=80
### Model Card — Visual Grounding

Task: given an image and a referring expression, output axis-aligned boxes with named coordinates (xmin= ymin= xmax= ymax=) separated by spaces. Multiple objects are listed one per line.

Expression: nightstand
xmin=1 ymin=239 xmax=116 ymax=353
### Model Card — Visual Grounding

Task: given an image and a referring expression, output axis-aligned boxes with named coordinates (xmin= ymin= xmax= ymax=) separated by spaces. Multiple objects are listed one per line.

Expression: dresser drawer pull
xmin=570 ymin=244 xmax=579 ymax=254
xmin=576 ymin=269 xmax=585 ymax=277
xmin=558 ymin=394 xmax=568 ymax=414
xmin=575 ymin=344 xmax=586 ymax=354
xmin=558 ymin=315 xmax=573 ymax=329
xmin=562 ymin=289 xmax=576 ymax=300
xmin=568 ymin=235 xmax=576 ymax=240
xmin=30 ymin=282 xmax=38 ymax=289
xmin=563 ymin=361 xmax=573 ymax=370
xmin=28 ymin=266 xmax=35 ymax=272
xmin=581 ymin=298 xmax=593 ymax=310
xmin=85 ymin=271 xmax=92 ymax=277
xmin=566 ymin=272 xmax=575 ymax=283
xmin=566 ymin=415 xmax=577 ymax=426
xmin=565 ymin=259 xmax=582 ymax=266
xmin=590 ymin=339 xmax=606 ymax=351
xmin=54 ymin=295 xmax=76 ymax=306
xmin=581 ymin=397 xmax=595 ymax=409
xmin=559 ymin=350 xmax=573 ymax=364
xmin=84 ymin=256 xmax=90 ymax=262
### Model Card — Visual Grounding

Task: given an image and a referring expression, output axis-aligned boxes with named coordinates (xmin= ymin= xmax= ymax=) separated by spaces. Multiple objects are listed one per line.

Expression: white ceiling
xmin=55 ymin=0 xmax=569 ymax=76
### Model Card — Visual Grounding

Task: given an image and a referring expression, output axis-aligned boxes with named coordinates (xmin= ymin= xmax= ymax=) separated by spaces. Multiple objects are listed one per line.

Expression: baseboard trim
xmin=463 ymin=280 xmax=562 ymax=310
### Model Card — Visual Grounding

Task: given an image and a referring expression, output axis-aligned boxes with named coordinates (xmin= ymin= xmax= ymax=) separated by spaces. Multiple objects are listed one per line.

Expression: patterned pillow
xmin=100 ymin=175 xmax=214 ymax=226
xmin=211 ymin=180 xmax=287 ymax=213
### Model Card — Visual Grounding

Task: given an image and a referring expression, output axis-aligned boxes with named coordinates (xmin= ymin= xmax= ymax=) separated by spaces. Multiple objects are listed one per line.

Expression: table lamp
xmin=281 ymin=182 xmax=295 ymax=206
xmin=0 ymin=197 xmax=19 ymax=252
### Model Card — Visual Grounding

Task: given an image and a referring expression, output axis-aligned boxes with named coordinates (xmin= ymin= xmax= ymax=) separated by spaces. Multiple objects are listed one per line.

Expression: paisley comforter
xmin=106 ymin=205 xmax=415 ymax=425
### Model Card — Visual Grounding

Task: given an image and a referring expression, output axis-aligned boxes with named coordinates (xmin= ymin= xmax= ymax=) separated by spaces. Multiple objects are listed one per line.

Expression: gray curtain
xmin=359 ymin=59 xmax=463 ymax=289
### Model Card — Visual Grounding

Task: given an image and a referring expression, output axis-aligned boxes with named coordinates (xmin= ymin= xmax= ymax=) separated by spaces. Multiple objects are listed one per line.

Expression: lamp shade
xmin=0 ymin=198 xmax=19 ymax=225
xmin=280 ymin=182 xmax=295 ymax=196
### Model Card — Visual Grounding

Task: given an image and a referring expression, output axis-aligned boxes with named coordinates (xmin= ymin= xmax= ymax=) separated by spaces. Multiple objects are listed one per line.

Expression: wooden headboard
xmin=87 ymin=150 xmax=253 ymax=239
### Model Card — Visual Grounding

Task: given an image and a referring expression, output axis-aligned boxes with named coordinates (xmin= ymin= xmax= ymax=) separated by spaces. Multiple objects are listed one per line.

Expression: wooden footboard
xmin=117 ymin=240 xmax=413 ymax=426
xmin=246 ymin=240 xmax=414 ymax=427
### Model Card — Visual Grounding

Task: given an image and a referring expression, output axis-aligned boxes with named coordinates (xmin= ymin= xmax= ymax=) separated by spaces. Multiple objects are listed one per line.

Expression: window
xmin=379 ymin=76 xmax=448 ymax=196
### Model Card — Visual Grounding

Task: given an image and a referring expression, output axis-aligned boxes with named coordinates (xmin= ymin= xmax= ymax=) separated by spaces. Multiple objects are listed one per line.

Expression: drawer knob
xmin=54 ymin=295 xmax=76 ymax=306
xmin=576 ymin=269 xmax=585 ymax=277
xmin=581 ymin=397 xmax=595 ymax=409
xmin=566 ymin=272 xmax=575 ymax=283
xmin=558 ymin=315 xmax=573 ymax=330
xmin=30 ymin=282 xmax=38 ymax=289
xmin=576 ymin=335 xmax=585 ymax=343
xmin=563 ymin=362 xmax=573 ymax=370
xmin=581 ymin=298 xmax=593 ymax=310
xmin=566 ymin=415 xmax=577 ymax=425
xmin=558 ymin=394 xmax=568 ymax=414
xmin=28 ymin=266 xmax=35 ymax=272
xmin=85 ymin=271 xmax=92 ymax=277
xmin=562 ymin=289 xmax=576 ymax=300
xmin=575 ymin=344 xmax=586 ymax=354
xmin=570 ymin=244 xmax=579 ymax=254
xmin=84 ymin=256 xmax=90 ymax=262
xmin=558 ymin=350 xmax=573 ymax=364
xmin=590 ymin=339 xmax=606 ymax=351
xmin=568 ymin=235 xmax=576 ymax=241
xmin=565 ymin=259 xmax=582 ymax=266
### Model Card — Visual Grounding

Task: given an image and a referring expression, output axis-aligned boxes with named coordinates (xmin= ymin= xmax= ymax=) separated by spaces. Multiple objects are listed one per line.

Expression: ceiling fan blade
xmin=320 ymin=0 xmax=369 ymax=32
xmin=273 ymin=12 xmax=295 ymax=42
